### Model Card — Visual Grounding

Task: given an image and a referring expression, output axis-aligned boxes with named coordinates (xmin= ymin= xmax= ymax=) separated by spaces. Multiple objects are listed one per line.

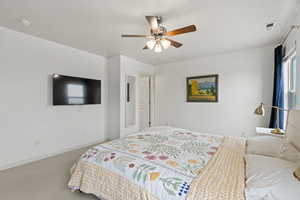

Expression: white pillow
xmin=279 ymin=142 xmax=300 ymax=163
xmin=245 ymin=154 xmax=300 ymax=200
xmin=247 ymin=136 xmax=283 ymax=157
xmin=247 ymin=136 xmax=300 ymax=163
xmin=286 ymin=109 xmax=300 ymax=151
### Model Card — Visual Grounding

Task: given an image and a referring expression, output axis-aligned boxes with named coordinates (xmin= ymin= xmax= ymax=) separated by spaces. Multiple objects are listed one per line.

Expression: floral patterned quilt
xmin=69 ymin=127 xmax=223 ymax=200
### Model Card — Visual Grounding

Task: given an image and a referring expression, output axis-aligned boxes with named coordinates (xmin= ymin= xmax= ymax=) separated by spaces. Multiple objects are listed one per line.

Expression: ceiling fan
xmin=121 ymin=16 xmax=197 ymax=53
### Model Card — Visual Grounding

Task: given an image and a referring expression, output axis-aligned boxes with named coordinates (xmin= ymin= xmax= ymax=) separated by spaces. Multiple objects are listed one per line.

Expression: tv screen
xmin=52 ymin=74 xmax=101 ymax=105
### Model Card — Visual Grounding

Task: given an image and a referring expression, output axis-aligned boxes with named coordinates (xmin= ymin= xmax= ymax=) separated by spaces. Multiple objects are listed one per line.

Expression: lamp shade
xmin=146 ymin=39 xmax=156 ymax=49
xmin=160 ymin=39 xmax=171 ymax=49
xmin=154 ymin=42 xmax=162 ymax=53
xmin=254 ymin=103 xmax=265 ymax=116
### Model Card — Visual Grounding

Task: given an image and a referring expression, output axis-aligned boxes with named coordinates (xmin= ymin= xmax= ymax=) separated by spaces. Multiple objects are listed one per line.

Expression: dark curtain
xmin=269 ymin=45 xmax=284 ymax=129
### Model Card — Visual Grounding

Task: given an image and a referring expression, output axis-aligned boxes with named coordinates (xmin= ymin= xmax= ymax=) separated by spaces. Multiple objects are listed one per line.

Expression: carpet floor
xmin=0 ymin=146 xmax=99 ymax=200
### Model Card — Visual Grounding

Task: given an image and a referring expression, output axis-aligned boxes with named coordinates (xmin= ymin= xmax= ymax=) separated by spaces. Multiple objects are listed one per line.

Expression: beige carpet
xmin=0 ymin=146 xmax=99 ymax=200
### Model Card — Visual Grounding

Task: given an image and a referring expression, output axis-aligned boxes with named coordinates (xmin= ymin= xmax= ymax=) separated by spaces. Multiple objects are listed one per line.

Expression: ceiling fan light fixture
xmin=121 ymin=16 xmax=195 ymax=52
xmin=154 ymin=42 xmax=162 ymax=53
xmin=146 ymin=39 xmax=156 ymax=49
xmin=160 ymin=39 xmax=171 ymax=49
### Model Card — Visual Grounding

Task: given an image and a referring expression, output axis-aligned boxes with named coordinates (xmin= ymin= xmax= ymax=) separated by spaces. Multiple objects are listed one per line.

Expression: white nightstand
xmin=256 ymin=127 xmax=285 ymax=138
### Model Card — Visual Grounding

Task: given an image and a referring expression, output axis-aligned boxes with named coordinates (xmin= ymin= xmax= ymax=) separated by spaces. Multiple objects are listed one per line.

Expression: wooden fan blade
xmin=143 ymin=45 xmax=149 ymax=50
xmin=121 ymin=34 xmax=151 ymax=38
xmin=166 ymin=38 xmax=183 ymax=48
xmin=145 ymin=16 xmax=159 ymax=33
xmin=164 ymin=25 xmax=196 ymax=37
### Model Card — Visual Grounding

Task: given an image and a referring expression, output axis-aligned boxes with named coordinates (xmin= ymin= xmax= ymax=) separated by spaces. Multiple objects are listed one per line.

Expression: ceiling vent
xmin=266 ymin=23 xmax=274 ymax=31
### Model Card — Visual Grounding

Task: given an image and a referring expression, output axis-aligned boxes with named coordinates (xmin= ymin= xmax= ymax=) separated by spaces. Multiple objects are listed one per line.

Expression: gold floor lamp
xmin=254 ymin=103 xmax=288 ymax=135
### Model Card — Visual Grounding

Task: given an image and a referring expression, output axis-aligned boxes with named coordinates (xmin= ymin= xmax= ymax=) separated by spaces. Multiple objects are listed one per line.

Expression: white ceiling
xmin=0 ymin=0 xmax=299 ymax=65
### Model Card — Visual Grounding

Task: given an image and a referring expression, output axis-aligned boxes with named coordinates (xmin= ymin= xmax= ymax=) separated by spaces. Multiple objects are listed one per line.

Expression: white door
xmin=139 ymin=76 xmax=151 ymax=130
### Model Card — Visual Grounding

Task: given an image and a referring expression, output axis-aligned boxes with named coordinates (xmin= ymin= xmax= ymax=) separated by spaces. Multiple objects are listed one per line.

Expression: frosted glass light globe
xmin=146 ymin=40 xmax=156 ymax=49
xmin=160 ymin=39 xmax=171 ymax=49
xmin=154 ymin=43 xmax=162 ymax=53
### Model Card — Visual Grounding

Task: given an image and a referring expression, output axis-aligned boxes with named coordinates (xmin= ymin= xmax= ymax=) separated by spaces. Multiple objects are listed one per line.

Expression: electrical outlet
xmin=241 ymin=132 xmax=246 ymax=138
xmin=33 ymin=141 xmax=40 ymax=147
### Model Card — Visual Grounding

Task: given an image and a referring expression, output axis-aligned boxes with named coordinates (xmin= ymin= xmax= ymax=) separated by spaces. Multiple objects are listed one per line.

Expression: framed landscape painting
xmin=186 ymin=74 xmax=218 ymax=102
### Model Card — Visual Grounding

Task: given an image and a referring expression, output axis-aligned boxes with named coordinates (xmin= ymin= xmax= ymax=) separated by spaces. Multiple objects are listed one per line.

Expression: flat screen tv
xmin=52 ymin=74 xmax=101 ymax=105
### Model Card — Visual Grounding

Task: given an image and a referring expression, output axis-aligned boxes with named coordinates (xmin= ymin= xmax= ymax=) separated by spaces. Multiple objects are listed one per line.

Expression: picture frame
xmin=186 ymin=74 xmax=218 ymax=102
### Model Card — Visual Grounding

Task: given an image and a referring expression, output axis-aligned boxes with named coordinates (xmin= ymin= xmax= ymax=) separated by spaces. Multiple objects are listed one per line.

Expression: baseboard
xmin=0 ymin=139 xmax=105 ymax=171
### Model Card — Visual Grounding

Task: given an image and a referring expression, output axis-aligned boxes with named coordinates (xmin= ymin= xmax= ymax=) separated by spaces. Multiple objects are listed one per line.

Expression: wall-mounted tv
xmin=52 ymin=74 xmax=101 ymax=105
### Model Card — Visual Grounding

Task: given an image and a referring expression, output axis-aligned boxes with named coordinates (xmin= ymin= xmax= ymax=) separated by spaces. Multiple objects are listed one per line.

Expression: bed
xmin=68 ymin=127 xmax=245 ymax=200
xmin=245 ymin=109 xmax=300 ymax=200
xmin=68 ymin=111 xmax=300 ymax=200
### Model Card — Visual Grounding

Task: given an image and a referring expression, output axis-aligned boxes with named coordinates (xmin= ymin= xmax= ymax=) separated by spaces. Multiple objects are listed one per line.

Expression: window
xmin=67 ymin=84 xmax=85 ymax=104
xmin=289 ymin=55 xmax=297 ymax=93
xmin=283 ymin=51 xmax=297 ymax=129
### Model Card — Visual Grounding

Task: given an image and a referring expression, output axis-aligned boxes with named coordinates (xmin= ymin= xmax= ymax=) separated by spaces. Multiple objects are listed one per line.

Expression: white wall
xmin=154 ymin=45 xmax=275 ymax=137
xmin=120 ymin=55 xmax=155 ymax=137
xmin=0 ymin=26 xmax=108 ymax=170
xmin=107 ymin=55 xmax=155 ymax=139
xmin=107 ymin=56 xmax=121 ymax=140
